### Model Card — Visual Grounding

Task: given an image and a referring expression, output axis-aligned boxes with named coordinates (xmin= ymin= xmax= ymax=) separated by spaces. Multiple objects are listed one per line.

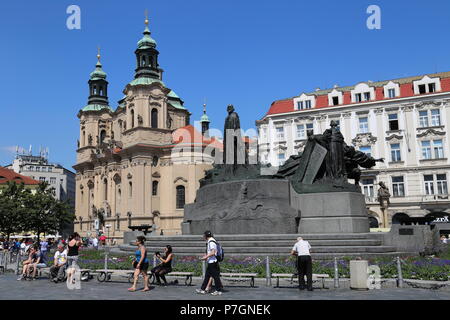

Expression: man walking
xmin=196 ymin=231 xmax=223 ymax=296
xmin=291 ymin=237 xmax=313 ymax=291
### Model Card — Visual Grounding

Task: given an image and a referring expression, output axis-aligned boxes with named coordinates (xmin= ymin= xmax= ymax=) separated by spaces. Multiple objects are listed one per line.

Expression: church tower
xmin=134 ymin=12 xmax=162 ymax=80
xmin=200 ymin=102 xmax=210 ymax=138
xmin=88 ymin=48 xmax=109 ymax=106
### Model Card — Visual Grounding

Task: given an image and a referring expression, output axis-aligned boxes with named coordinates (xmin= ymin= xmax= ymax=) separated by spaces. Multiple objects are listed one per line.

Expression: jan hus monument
xmin=183 ymin=107 xmax=383 ymax=235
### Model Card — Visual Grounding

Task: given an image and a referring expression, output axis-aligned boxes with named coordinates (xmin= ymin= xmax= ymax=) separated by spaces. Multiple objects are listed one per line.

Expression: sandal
xmin=141 ymin=288 xmax=150 ymax=292
xmin=128 ymin=287 xmax=136 ymax=292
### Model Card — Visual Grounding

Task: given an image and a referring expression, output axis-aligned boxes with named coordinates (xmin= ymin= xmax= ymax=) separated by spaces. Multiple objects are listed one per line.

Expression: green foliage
xmin=0 ymin=181 xmax=75 ymax=239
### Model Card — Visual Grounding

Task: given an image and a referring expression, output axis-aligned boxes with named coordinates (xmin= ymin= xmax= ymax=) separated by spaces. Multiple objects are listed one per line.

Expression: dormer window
xmin=332 ymin=96 xmax=339 ymax=106
xmin=413 ymin=76 xmax=441 ymax=95
xmin=388 ymin=88 xmax=395 ymax=98
xmin=293 ymin=94 xmax=316 ymax=110
xmin=328 ymin=89 xmax=343 ymax=106
xmin=351 ymin=83 xmax=375 ymax=103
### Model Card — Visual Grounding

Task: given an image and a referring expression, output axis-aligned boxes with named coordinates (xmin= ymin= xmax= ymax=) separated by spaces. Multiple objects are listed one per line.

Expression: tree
xmin=0 ymin=182 xmax=28 ymax=241
xmin=22 ymin=182 xmax=75 ymax=238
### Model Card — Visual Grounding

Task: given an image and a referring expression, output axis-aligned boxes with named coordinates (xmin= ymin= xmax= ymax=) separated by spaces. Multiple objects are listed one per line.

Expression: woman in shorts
xmin=128 ymin=236 xmax=150 ymax=292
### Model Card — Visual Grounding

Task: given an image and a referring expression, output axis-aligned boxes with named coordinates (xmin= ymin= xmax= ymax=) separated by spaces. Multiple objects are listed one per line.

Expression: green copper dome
xmin=90 ymin=61 xmax=107 ymax=80
xmin=81 ymin=104 xmax=112 ymax=112
xmin=201 ymin=113 xmax=210 ymax=122
xmin=128 ymin=77 xmax=165 ymax=87
xmin=168 ymin=90 xmax=180 ymax=99
xmin=137 ymin=26 xmax=157 ymax=49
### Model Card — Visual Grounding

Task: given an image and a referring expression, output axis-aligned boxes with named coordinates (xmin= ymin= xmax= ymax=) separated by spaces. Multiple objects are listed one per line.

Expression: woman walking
xmin=66 ymin=232 xmax=82 ymax=285
xmin=151 ymin=245 xmax=173 ymax=286
xmin=128 ymin=236 xmax=150 ymax=292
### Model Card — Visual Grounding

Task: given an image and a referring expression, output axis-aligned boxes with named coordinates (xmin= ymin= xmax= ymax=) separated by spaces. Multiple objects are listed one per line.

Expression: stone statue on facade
xmin=137 ymin=115 xmax=143 ymax=126
xmin=88 ymin=134 xmax=93 ymax=146
xmin=166 ymin=113 xmax=173 ymax=129
xmin=377 ymin=181 xmax=391 ymax=208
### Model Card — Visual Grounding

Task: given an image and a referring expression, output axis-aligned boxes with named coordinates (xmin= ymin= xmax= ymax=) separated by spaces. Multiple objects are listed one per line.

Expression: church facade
xmin=73 ymin=18 xmax=215 ymax=242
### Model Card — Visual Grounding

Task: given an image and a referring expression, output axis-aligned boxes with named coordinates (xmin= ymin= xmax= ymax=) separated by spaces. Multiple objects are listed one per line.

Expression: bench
xmin=149 ymin=271 xmax=194 ymax=286
xmin=272 ymin=273 xmax=330 ymax=289
xmin=221 ymin=273 xmax=258 ymax=288
xmin=94 ymin=269 xmax=135 ymax=282
xmin=40 ymin=266 xmax=92 ymax=281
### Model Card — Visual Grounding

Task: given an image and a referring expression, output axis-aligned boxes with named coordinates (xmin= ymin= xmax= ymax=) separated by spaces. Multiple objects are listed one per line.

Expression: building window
xmin=103 ymin=179 xmax=108 ymax=201
xmin=392 ymin=176 xmax=405 ymax=197
xmin=152 ymin=181 xmax=158 ymax=196
xmin=297 ymin=101 xmax=303 ymax=110
xmin=151 ymin=108 xmax=158 ymax=128
xmin=332 ymin=96 xmax=339 ymax=106
xmin=359 ymin=117 xmax=369 ymax=133
xmin=355 ymin=93 xmax=362 ymax=102
xmin=276 ymin=127 xmax=285 ymax=141
xmin=419 ymin=111 xmax=429 ymax=128
xmin=387 ymin=88 xmax=396 ymax=98
xmin=296 ymin=123 xmax=312 ymax=139
xmin=422 ymin=140 xmax=444 ymax=159
xmin=305 ymin=100 xmax=312 ymax=109
xmin=418 ymin=84 xmax=426 ymax=94
xmin=50 ymin=177 xmax=56 ymax=184
xmin=431 ymin=109 xmax=441 ymax=126
xmin=428 ymin=83 xmax=436 ymax=93
xmin=278 ymin=153 xmax=285 ymax=166
xmin=129 ymin=182 xmax=132 ymax=198
xmin=39 ymin=177 xmax=46 ymax=183
xmin=388 ymin=113 xmax=399 ymax=131
xmin=36 ymin=167 xmax=40 ymax=172
xmin=437 ymin=174 xmax=448 ymax=195
xmin=363 ymin=92 xmax=371 ymax=101
xmin=29 ymin=166 xmax=34 ymax=171
xmin=359 ymin=146 xmax=372 ymax=157
xmin=47 ymin=167 xmax=52 ymax=172
xmin=131 ymin=109 xmax=135 ymax=128
xmin=100 ymin=130 xmax=106 ymax=144
xmin=361 ymin=179 xmax=375 ymax=198
xmin=424 ymin=174 xmax=449 ymax=195
xmin=390 ymin=143 xmax=401 ymax=162
xmin=176 ymin=185 xmax=185 ymax=209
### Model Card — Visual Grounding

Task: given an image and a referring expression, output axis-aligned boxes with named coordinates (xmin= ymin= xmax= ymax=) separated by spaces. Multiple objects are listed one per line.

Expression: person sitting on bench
xmin=151 ymin=245 xmax=173 ymax=286
xmin=17 ymin=246 xmax=37 ymax=280
xmin=50 ymin=244 xmax=67 ymax=283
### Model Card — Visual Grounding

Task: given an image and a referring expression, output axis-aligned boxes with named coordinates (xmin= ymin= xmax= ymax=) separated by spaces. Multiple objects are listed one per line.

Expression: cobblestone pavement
xmin=1 ymin=274 xmax=449 ymax=300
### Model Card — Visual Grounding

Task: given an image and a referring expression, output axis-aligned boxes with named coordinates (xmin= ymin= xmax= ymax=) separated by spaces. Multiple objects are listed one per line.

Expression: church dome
xmin=137 ymin=26 xmax=157 ymax=49
xmin=90 ymin=61 xmax=107 ymax=80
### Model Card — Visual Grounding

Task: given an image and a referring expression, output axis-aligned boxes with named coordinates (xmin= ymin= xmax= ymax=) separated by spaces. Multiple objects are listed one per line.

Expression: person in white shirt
xmin=50 ymin=244 xmax=68 ymax=283
xmin=92 ymin=237 xmax=99 ymax=250
xmin=196 ymin=231 xmax=223 ymax=296
xmin=291 ymin=237 xmax=313 ymax=291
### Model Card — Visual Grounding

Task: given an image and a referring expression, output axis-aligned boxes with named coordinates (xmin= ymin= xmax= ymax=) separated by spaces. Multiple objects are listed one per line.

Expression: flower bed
xmin=44 ymin=247 xmax=450 ymax=281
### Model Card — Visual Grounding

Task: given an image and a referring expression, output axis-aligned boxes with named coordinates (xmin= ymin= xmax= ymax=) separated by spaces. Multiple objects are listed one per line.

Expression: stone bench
xmin=221 ymin=272 xmax=258 ymax=287
xmin=40 ymin=266 xmax=92 ymax=281
xmin=272 ymin=273 xmax=330 ymax=289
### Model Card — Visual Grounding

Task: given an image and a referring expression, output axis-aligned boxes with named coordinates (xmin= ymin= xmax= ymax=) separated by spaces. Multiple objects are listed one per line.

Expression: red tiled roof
xmin=263 ymin=72 xmax=450 ymax=117
xmin=0 ymin=167 xmax=40 ymax=185
xmin=172 ymin=125 xmax=223 ymax=150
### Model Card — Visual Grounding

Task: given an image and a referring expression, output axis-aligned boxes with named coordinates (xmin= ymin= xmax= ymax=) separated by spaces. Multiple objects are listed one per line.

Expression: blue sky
xmin=1 ymin=0 xmax=450 ymax=170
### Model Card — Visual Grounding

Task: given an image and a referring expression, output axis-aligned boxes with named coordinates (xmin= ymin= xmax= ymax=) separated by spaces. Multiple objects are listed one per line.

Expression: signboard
xmin=432 ymin=216 xmax=449 ymax=223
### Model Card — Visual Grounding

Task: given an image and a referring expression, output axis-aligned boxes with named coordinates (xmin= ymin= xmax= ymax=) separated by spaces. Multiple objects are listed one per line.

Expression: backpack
xmin=208 ymin=239 xmax=224 ymax=262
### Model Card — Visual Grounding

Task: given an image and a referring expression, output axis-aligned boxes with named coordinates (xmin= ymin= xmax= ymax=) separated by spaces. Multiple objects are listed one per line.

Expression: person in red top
xmin=99 ymin=235 xmax=106 ymax=246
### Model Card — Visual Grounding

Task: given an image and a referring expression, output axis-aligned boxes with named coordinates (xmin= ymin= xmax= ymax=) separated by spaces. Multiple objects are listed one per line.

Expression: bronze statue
xmin=223 ymin=104 xmax=242 ymax=166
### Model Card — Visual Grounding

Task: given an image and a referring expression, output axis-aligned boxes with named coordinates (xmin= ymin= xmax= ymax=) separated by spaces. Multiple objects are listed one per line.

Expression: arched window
xmin=369 ymin=216 xmax=379 ymax=228
xmin=93 ymin=86 xmax=97 ymax=95
xmin=129 ymin=182 xmax=133 ymax=198
xmin=82 ymin=131 xmax=85 ymax=147
xmin=152 ymin=181 xmax=159 ymax=196
xmin=141 ymin=56 xmax=146 ymax=66
xmin=151 ymin=108 xmax=158 ymax=128
xmin=99 ymin=87 xmax=103 ymax=96
xmin=176 ymin=185 xmax=185 ymax=209
xmin=100 ymin=130 xmax=106 ymax=144
xmin=131 ymin=109 xmax=135 ymax=128
xmin=103 ymin=178 xmax=108 ymax=200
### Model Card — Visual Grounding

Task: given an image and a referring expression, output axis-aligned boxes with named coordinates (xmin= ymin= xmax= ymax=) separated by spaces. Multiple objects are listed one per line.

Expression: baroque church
xmin=73 ymin=16 xmax=217 ymax=241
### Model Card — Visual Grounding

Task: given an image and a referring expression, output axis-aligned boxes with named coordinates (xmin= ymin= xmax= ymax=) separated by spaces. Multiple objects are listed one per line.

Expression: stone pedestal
xmin=290 ymin=186 xmax=370 ymax=234
xmin=183 ymin=179 xmax=300 ymax=235
xmin=350 ymin=260 xmax=369 ymax=290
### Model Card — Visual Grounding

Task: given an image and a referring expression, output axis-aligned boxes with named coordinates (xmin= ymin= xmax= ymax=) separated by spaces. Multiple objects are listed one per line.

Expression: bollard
xmin=396 ymin=256 xmax=403 ymax=288
xmin=265 ymin=256 xmax=271 ymax=287
xmin=104 ymin=251 xmax=108 ymax=271
xmin=334 ymin=257 xmax=339 ymax=288
xmin=202 ymin=260 xmax=206 ymax=279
